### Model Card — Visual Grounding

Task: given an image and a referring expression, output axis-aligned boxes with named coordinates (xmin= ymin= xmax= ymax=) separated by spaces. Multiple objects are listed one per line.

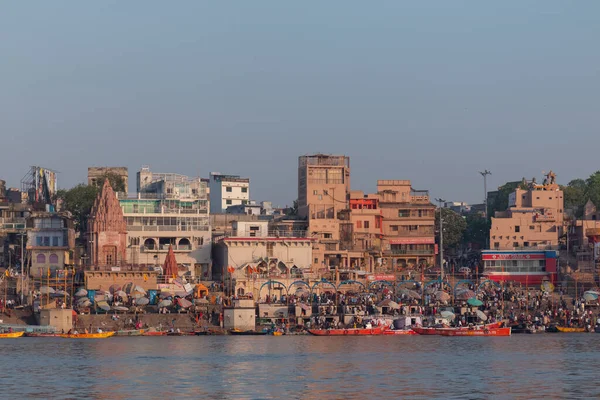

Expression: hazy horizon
xmin=2 ymin=2 xmax=599 ymax=207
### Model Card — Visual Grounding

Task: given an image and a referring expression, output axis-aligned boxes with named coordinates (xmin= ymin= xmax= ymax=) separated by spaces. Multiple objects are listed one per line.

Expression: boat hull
xmin=114 ymin=329 xmax=145 ymax=336
xmin=383 ymin=329 xmax=417 ymax=335
xmin=556 ymin=327 xmax=587 ymax=333
xmin=439 ymin=327 xmax=512 ymax=337
xmin=307 ymin=326 xmax=387 ymax=336
xmin=24 ymin=333 xmax=60 ymax=338
xmin=0 ymin=332 xmax=24 ymax=338
xmin=229 ymin=330 xmax=268 ymax=336
xmin=60 ymin=332 xmax=115 ymax=339
xmin=142 ymin=331 xmax=167 ymax=336
xmin=414 ymin=322 xmax=502 ymax=336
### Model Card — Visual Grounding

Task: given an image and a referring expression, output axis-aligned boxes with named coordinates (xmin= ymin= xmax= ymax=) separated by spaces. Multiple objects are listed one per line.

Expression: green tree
xmin=95 ymin=172 xmax=126 ymax=193
xmin=562 ymin=178 xmax=587 ymax=217
xmin=286 ymin=200 xmax=298 ymax=216
xmin=436 ymin=208 xmax=467 ymax=252
xmin=463 ymin=215 xmax=490 ymax=249
xmin=585 ymin=171 xmax=600 ymax=209
xmin=55 ymin=184 xmax=99 ymax=236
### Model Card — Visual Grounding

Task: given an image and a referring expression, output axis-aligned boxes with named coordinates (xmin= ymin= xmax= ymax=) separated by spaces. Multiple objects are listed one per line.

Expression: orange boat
xmin=307 ymin=326 xmax=387 ymax=336
xmin=142 ymin=331 xmax=167 ymax=336
xmin=438 ymin=327 xmax=511 ymax=337
xmin=383 ymin=329 xmax=417 ymax=335
xmin=413 ymin=322 xmax=503 ymax=336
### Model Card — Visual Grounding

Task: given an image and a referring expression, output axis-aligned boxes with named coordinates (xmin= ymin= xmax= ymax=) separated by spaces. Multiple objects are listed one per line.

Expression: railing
xmin=307 ymin=179 xmax=344 ymax=185
xmin=123 ymin=208 xmax=208 ymax=215
xmin=396 ymin=230 xmax=434 ymax=236
xmin=222 ymin=230 xmax=309 ymax=238
xmin=388 ymin=249 xmax=435 ymax=255
xmin=127 ymin=225 xmax=210 ymax=232
xmin=143 ymin=244 xmax=194 ymax=252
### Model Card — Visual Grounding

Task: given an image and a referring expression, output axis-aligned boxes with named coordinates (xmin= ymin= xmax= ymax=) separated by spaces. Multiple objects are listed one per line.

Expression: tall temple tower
xmin=88 ymin=180 xmax=127 ymax=266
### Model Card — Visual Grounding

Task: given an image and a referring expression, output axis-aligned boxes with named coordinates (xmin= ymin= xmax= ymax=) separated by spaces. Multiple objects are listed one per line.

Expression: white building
xmin=120 ymin=166 xmax=212 ymax=279
xmin=213 ymin=221 xmax=313 ymax=298
xmin=209 ymin=172 xmax=250 ymax=214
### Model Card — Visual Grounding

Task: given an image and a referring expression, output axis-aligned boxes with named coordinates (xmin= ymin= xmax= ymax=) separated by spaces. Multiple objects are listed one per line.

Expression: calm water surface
xmin=4 ymin=335 xmax=600 ymax=399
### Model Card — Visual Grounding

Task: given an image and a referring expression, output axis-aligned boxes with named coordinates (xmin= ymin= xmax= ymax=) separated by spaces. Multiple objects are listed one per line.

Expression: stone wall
xmin=84 ymin=271 xmax=159 ymax=291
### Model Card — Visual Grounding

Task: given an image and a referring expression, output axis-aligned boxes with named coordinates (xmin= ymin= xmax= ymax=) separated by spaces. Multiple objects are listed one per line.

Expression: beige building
xmin=213 ymin=220 xmax=313 ymax=298
xmin=377 ymin=180 xmax=436 ymax=271
xmin=490 ymin=174 xmax=564 ymax=250
xmin=297 ymin=154 xmax=350 ymax=269
xmin=26 ymin=211 xmax=75 ymax=277
xmin=88 ymin=167 xmax=129 ymax=193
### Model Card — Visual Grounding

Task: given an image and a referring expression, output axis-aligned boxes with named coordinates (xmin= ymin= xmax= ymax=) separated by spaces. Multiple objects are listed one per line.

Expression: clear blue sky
xmin=1 ymin=1 xmax=599 ymax=206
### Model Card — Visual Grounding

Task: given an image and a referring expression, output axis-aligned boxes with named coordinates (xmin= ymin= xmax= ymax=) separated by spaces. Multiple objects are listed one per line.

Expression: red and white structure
xmin=481 ymin=250 xmax=558 ymax=285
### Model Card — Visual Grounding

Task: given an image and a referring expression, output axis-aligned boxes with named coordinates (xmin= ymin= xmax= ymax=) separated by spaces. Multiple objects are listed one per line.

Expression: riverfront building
xmin=27 ymin=211 xmax=75 ymax=277
xmin=209 ymin=173 xmax=250 ymax=214
xmin=118 ymin=166 xmax=211 ymax=279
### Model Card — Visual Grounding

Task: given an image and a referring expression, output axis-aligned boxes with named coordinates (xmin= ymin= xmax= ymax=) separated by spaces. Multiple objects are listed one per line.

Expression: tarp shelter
xmin=195 ymin=284 xmax=209 ymax=298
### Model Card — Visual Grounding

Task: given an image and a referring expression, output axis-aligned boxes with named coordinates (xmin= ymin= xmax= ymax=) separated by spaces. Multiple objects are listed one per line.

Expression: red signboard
xmin=367 ymin=274 xmax=396 ymax=282
xmin=389 ymin=238 xmax=435 ymax=245
xmin=482 ymin=254 xmax=545 ymax=260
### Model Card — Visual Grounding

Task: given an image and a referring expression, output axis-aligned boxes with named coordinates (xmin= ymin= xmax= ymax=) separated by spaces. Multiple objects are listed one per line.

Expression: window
xmin=36 ymin=237 xmax=42 ymax=246
xmin=226 ymin=187 xmax=232 ymax=192
xmin=523 ymin=242 xmax=529 ymax=247
xmin=43 ymin=237 xmax=50 ymax=247
xmin=375 ymin=218 xmax=381 ymax=229
xmin=494 ymin=242 xmax=500 ymax=249
xmin=226 ymin=199 xmax=232 ymax=205
xmin=52 ymin=237 xmax=59 ymax=247
xmin=515 ymin=226 xmax=520 ymax=233
xmin=398 ymin=210 xmax=410 ymax=218
xmin=314 ymin=258 xmax=319 ymax=264
xmin=529 ymin=225 xmax=535 ymax=230
xmin=49 ymin=254 xmax=59 ymax=264
xmin=323 ymin=233 xmax=332 ymax=239
xmin=241 ymin=187 xmax=248 ymax=193
xmin=391 ymin=226 xmax=399 ymax=232
xmin=318 ymin=195 xmax=323 ymax=200
xmin=513 ymin=242 xmax=519 ymax=248
xmin=36 ymin=254 xmax=46 ymax=264
xmin=364 ymin=221 xmax=370 ymax=229
xmin=313 ymin=190 xmax=318 ymax=195
xmin=356 ymin=221 xmax=362 ymax=229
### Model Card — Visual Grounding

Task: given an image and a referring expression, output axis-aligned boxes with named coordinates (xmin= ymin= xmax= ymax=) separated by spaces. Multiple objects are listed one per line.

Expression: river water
xmin=4 ymin=335 xmax=599 ymax=399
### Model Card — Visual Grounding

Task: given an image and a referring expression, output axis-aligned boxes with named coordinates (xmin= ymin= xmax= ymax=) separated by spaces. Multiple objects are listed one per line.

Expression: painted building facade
xmin=26 ymin=211 xmax=75 ymax=277
xmin=209 ymin=173 xmax=250 ymax=214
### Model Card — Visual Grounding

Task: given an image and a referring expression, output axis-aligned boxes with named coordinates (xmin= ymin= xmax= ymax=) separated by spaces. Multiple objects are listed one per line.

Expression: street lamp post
xmin=479 ymin=170 xmax=492 ymax=219
xmin=435 ymin=198 xmax=446 ymax=282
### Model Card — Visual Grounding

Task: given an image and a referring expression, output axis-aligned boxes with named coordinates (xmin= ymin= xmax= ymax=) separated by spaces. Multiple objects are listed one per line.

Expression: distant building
xmin=88 ymin=180 xmax=127 ymax=267
xmin=26 ymin=211 xmax=75 ymax=277
xmin=226 ymin=202 xmax=262 ymax=216
xmin=120 ymin=166 xmax=211 ymax=279
xmin=213 ymin=220 xmax=312 ymax=297
xmin=297 ymin=154 xmax=350 ymax=269
xmin=489 ymin=172 xmax=563 ymax=250
xmin=444 ymin=201 xmax=471 ymax=215
xmin=209 ymin=173 xmax=250 ymax=214
xmin=88 ymin=167 xmax=129 ymax=193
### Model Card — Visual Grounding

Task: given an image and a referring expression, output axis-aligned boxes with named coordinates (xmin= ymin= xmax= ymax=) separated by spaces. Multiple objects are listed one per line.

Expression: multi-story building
xmin=213 ymin=220 xmax=313 ymax=297
xmin=88 ymin=167 xmax=129 ymax=193
xmin=489 ymin=175 xmax=564 ymax=250
xmin=377 ymin=180 xmax=436 ymax=271
xmin=119 ymin=167 xmax=211 ymax=279
xmin=297 ymin=154 xmax=350 ymax=269
xmin=0 ymin=182 xmax=29 ymax=268
xmin=26 ymin=211 xmax=75 ymax=277
xmin=209 ymin=173 xmax=250 ymax=214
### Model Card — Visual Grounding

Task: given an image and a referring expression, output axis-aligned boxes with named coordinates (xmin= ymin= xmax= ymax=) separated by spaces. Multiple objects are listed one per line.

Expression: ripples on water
xmin=4 ymin=335 xmax=600 ymax=399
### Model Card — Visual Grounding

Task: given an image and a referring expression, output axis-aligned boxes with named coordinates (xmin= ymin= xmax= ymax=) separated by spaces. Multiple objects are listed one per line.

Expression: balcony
xmin=143 ymin=244 xmax=194 ymax=252
xmin=0 ymin=218 xmax=27 ymax=231
xmin=387 ymin=249 xmax=435 ymax=256
xmin=127 ymin=225 xmax=209 ymax=232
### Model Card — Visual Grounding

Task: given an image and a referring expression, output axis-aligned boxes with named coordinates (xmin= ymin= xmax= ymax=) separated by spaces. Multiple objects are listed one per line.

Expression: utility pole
xmin=435 ymin=198 xmax=446 ymax=282
xmin=20 ymin=231 xmax=25 ymax=305
xmin=479 ymin=170 xmax=492 ymax=219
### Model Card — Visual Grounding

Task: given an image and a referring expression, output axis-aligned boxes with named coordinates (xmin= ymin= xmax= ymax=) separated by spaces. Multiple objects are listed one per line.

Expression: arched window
xmin=49 ymin=254 xmax=59 ymax=264
xmin=36 ymin=254 xmax=46 ymax=264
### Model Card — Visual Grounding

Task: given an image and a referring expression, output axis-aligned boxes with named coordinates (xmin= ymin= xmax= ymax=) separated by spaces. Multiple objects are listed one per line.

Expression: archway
xmin=258 ymin=280 xmax=289 ymax=302
xmin=338 ymin=280 xmax=366 ymax=292
xmin=311 ymin=279 xmax=337 ymax=304
xmin=143 ymin=238 xmax=156 ymax=250
xmin=453 ymin=279 xmax=474 ymax=297
xmin=178 ymin=238 xmax=191 ymax=249
xmin=276 ymin=261 xmax=288 ymax=276
xmin=478 ymin=279 xmax=501 ymax=291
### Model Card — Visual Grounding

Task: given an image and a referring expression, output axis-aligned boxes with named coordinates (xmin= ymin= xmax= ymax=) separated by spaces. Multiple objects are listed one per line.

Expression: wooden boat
xmin=0 ymin=331 xmax=24 ymax=338
xmin=166 ymin=331 xmax=195 ymax=336
xmin=438 ymin=327 xmax=512 ymax=337
xmin=556 ymin=326 xmax=587 ymax=333
xmin=114 ymin=329 xmax=145 ymax=336
xmin=414 ymin=322 xmax=503 ymax=336
xmin=271 ymin=331 xmax=284 ymax=336
xmin=24 ymin=332 xmax=60 ymax=338
xmin=142 ymin=331 xmax=167 ymax=336
xmin=60 ymin=332 xmax=115 ymax=339
xmin=307 ymin=326 xmax=387 ymax=336
xmin=229 ymin=329 xmax=268 ymax=336
xmin=383 ymin=329 xmax=417 ymax=335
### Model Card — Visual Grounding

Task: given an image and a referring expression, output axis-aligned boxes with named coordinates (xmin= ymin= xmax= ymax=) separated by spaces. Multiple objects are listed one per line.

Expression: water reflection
xmin=3 ymin=335 xmax=600 ymax=399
